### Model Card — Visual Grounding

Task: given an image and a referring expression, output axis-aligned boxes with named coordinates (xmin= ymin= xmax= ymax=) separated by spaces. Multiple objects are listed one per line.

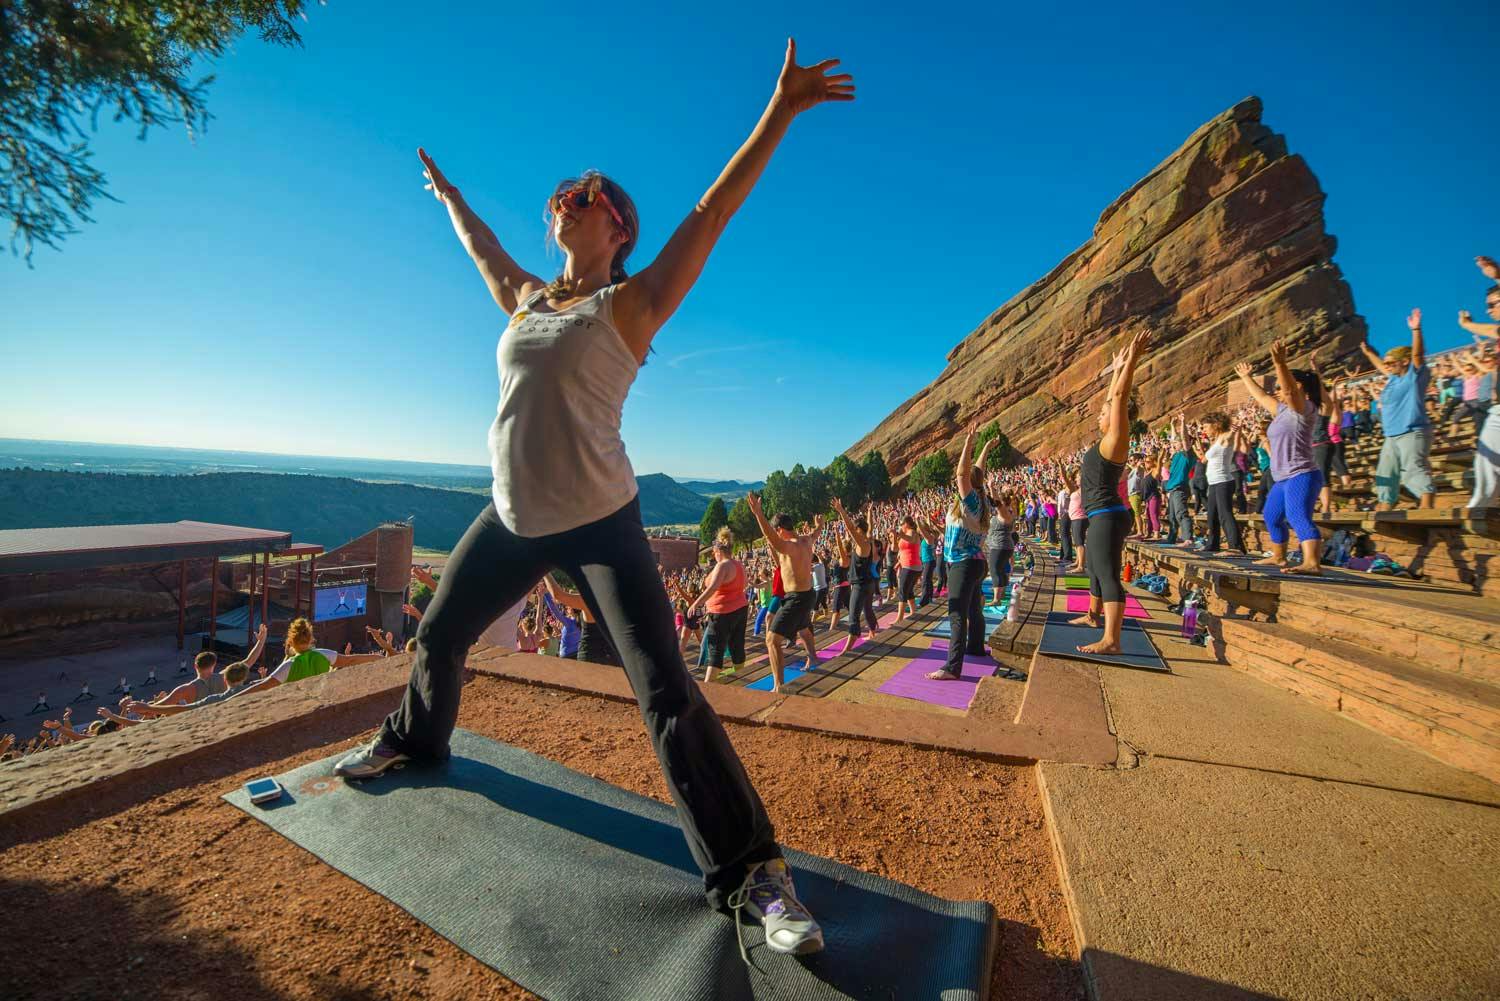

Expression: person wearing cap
xmin=1358 ymin=308 xmax=1435 ymax=510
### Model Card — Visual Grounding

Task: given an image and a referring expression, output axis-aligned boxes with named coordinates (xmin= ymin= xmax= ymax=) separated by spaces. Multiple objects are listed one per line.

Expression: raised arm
xmin=420 ymin=149 xmax=542 ymax=315
xmin=543 ymin=574 xmax=588 ymax=613
xmin=830 ymin=497 xmax=869 ymax=553
xmin=611 ymin=40 xmax=854 ymax=360
xmin=1407 ymin=308 xmax=1424 ymax=368
xmin=243 ymin=623 xmax=268 ymax=669
xmin=955 ymin=425 xmax=976 ymax=497
xmin=746 ymin=492 xmax=789 ymax=554
xmin=1268 ymin=339 xmax=1306 ymax=414
xmin=1233 ymin=362 xmax=1280 ymax=416
xmin=1101 ymin=331 xmax=1148 ymax=462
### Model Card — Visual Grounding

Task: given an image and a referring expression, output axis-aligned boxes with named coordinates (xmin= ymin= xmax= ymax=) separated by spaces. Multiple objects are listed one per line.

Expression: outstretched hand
xmin=1478 ymin=256 xmax=1499 ymax=281
xmin=1268 ymin=340 xmax=1288 ymax=367
xmin=774 ymin=38 xmax=856 ymax=116
xmin=418 ymin=148 xmax=454 ymax=202
xmin=1234 ymin=361 xmax=1253 ymax=381
xmin=747 ymin=492 xmax=763 ymax=516
xmin=1407 ymin=307 xmax=1422 ymax=331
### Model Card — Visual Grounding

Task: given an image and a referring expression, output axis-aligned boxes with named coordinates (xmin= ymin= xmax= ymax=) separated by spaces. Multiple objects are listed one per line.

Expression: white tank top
xmin=488 ymin=284 xmax=640 ymax=537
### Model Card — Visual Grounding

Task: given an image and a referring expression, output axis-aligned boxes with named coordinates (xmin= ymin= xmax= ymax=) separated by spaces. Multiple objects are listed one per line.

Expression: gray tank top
xmin=489 ymin=285 xmax=640 ymax=537
xmin=985 ymin=510 xmax=1012 ymax=552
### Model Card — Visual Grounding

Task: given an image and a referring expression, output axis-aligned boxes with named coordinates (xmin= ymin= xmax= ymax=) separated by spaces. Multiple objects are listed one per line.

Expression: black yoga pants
xmin=943 ymin=557 xmax=988 ymax=676
xmin=1085 ymin=510 xmax=1133 ymax=604
xmin=379 ymin=498 xmax=778 ymax=908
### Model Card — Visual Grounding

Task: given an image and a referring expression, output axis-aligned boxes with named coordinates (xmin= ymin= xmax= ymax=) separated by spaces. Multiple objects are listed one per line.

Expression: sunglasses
xmin=550 ymin=183 xmax=626 ymax=231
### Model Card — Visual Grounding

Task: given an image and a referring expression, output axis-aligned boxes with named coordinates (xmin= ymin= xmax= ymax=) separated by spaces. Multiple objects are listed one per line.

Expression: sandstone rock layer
xmin=849 ymin=97 xmax=1366 ymax=475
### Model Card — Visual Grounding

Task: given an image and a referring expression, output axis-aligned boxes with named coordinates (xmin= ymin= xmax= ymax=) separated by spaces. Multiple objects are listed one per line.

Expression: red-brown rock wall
xmin=849 ymin=97 xmax=1366 ymax=474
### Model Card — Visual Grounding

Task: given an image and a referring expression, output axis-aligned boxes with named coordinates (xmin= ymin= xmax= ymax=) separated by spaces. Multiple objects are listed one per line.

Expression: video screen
xmin=314 ymin=584 xmax=368 ymax=622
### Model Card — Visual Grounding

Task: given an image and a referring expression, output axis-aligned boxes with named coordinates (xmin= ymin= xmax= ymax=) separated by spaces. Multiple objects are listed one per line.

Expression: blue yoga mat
xmin=746 ymin=663 xmax=810 ymax=691
xmin=925 ymin=612 xmax=1006 ymax=639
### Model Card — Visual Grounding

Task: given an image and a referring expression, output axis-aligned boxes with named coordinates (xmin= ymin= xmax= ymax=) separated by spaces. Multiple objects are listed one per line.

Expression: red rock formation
xmin=848 ymin=97 xmax=1366 ymax=475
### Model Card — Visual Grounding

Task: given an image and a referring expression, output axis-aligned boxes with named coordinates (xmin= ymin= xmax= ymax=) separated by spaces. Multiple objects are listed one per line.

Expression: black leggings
xmin=984 ymin=547 xmax=1011 ymax=599
xmin=1070 ymin=517 xmax=1087 ymax=548
xmin=1085 ymin=510 xmax=1132 ymax=604
xmin=898 ymin=567 xmax=920 ymax=601
xmin=579 ymin=619 xmax=622 ymax=666
xmin=920 ymin=560 xmax=938 ymax=606
xmin=703 ymin=605 xmax=748 ymax=669
xmin=379 ymin=498 xmax=778 ymax=907
xmin=943 ymin=557 xmax=988 ymax=675
xmin=1205 ymin=480 xmax=1245 ymax=553
xmin=845 ymin=580 xmax=879 ymax=636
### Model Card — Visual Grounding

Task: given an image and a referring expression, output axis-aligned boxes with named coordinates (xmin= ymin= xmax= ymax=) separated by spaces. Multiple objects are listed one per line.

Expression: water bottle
xmin=1180 ymin=598 xmax=1198 ymax=640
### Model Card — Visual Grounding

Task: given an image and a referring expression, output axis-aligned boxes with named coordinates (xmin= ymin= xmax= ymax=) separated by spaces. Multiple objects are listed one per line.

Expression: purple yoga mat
xmin=876 ymin=640 xmax=996 ymax=711
xmin=1064 ymin=590 xmax=1150 ymax=619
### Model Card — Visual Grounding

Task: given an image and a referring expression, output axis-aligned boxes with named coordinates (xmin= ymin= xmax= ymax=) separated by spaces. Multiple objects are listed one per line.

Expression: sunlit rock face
xmin=849 ymin=96 xmax=1365 ymax=475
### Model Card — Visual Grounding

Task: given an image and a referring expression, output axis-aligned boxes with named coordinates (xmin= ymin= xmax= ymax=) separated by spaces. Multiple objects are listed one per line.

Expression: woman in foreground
xmin=334 ymin=40 xmax=853 ymax=957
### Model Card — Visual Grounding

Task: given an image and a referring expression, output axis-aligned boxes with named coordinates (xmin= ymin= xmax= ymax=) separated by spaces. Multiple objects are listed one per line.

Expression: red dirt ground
xmin=1 ymin=675 xmax=1084 ymax=1001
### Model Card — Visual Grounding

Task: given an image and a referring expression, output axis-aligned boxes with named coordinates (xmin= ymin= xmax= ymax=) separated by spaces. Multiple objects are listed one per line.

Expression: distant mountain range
xmin=676 ymin=479 xmax=765 ymax=500
xmin=0 ymin=469 xmax=714 ymax=552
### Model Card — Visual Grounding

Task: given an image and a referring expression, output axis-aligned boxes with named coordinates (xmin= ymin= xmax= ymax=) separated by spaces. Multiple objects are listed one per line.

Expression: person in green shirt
xmin=233 ymin=617 xmax=385 ymax=698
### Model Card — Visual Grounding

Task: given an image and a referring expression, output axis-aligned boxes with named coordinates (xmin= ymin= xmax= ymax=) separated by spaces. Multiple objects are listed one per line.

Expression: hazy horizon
xmin=0 ymin=437 xmax=759 ymax=486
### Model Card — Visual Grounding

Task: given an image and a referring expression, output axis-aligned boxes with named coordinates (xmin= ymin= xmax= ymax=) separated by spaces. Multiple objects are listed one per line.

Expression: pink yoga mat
xmin=876 ymin=639 xmax=995 ymax=711
xmin=1064 ymin=590 xmax=1150 ymax=619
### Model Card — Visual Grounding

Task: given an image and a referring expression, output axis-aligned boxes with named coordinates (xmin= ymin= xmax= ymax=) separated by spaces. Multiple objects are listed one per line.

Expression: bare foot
xmin=925 ymin=669 xmax=961 ymax=681
xmin=1252 ymin=556 xmax=1287 ymax=567
xmin=1067 ymin=613 xmax=1102 ymax=627
xmin=1077 ymin=640 xmax=1122 ymax=655
xmin=1281 ymin=564 xmax=1323 ymax=576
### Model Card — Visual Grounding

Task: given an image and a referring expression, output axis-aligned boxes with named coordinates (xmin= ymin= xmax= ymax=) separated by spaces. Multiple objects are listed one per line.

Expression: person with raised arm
xmin=1234 ymin=339 xmax=1326 ymax=574
xmin=927 ymin=423 xmax=993 ymax=679
xmin=1162 ymin=412 xmax=1197 ymax=547
xmin=1357 ymin=309 xmax=1435 ymax=511
xmin=1197 ymin=412 xmax=1247 ymax=555
xmin=1068 ymin=332 xmax=1150 ymax=655
xmin=889 ymin=516 xmax=928 ymax=621
xmin=745 ymin=493 xmax=822 ymax=691
xmin=829 ymin=497 xmax=881 ymax=656
xmin=334 ymin=41 xmax=852 ymax=956
xmin=544 ymin=573 xmax=622 ymax=667
xmin=826 ymin=532 xmax=853 ymax=632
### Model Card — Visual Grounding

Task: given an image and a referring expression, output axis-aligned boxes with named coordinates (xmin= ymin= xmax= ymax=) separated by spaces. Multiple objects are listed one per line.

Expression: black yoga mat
xmin=1037 ymin=611 xmax=1169 ymax=672
xmin=224 ymin=729 xmax=995 ymax=1001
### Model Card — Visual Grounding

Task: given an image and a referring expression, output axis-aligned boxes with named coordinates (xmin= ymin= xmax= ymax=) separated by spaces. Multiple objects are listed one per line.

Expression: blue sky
xmin=4 ymin=1 xmax=1496 ymax=480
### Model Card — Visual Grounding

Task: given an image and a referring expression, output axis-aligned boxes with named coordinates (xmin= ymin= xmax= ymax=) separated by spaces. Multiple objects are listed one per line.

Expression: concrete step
xmin=1219 ymin=618 xmax=1500 ymax=784
xmin=1274 ymin=582 xmax=1500 ymax=686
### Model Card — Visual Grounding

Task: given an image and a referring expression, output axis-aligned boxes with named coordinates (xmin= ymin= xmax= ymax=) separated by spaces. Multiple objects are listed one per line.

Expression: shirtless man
xmin=746 ymin=492 xmax=822 ymax=692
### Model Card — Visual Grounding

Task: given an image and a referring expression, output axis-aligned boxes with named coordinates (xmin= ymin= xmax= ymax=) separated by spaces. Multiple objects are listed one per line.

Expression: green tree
xmin=698 ymin=495 xmax=728 ymax=545
xmin=907 ymin=449 xmax=955 ymax=492
xmin=727 ymin=497 xmax=760 ymax=549
xmin=858 ymin=450 xmax=893 ymax=503
xmin=760 ymin=469 xmax=790 ymax=522
xmin=975 ymin=420 xmax=1012 ymax=469
xmin=826 ymin=454 xmax=865 ymax=510
xmin=4 ymin=1 xmax=314 ymax=261
xmin=802 ymin=465 xmax=831 ymax=522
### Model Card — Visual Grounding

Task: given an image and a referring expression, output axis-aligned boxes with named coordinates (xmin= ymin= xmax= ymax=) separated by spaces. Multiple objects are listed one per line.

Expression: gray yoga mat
xmin=1037 ymin=611 xmax=1168 ymax=672
xmin=224 ymin=729 xmax=995 ymax=1001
